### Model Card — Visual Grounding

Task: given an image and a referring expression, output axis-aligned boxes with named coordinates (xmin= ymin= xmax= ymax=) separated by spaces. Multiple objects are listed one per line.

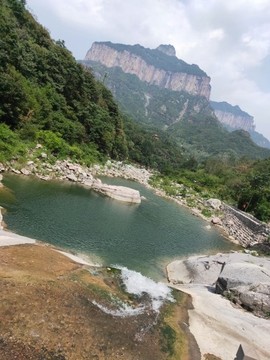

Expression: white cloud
xmin=27 ymin=0 xmax=270 ymax=140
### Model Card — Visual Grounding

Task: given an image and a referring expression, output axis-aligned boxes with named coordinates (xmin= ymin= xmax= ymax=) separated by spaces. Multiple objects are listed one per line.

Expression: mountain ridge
xmin=211 ymin=101 xmax=270 ymax=149
xmin=85 ymin=41 xmax=211 ymax=99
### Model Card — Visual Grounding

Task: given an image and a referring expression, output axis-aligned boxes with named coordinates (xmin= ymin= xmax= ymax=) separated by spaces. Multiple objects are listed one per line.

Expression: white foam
xmin=117 ymin=266 xmax=174 ymax=312
xmin=91 ymin=300 xmax=145 ymax=317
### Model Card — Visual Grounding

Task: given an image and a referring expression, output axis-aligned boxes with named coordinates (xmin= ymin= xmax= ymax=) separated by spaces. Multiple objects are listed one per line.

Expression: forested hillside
xmin=0 ymin=0 xmax=129 ymax=161
xmin=0 ymin=0 xmax=185 ymax=170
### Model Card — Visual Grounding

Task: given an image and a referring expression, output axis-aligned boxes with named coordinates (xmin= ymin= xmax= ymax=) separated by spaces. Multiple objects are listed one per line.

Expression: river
xmin=0 ymin=174 xmax=235 ymax=279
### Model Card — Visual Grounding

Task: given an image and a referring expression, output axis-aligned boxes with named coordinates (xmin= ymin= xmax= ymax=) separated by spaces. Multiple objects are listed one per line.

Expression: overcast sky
xmin=26 ymin=0 xmax=270 ymax=140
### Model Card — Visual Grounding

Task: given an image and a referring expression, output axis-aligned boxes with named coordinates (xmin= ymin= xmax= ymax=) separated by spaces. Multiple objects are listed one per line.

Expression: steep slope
xmin=0 ymin=0 xmax=188 ymax=171
xmin=0 ymin=0 xmax=128 ymax=160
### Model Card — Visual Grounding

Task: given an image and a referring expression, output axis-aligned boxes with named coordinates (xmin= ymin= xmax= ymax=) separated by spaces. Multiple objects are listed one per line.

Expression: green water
xmin=0 ymin=174 xmax=234 ymax=279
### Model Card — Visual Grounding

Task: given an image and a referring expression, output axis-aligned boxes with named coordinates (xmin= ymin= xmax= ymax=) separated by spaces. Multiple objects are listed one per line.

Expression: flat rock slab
xmin=93 ymin=183 xmax=141 ymax=204
xmin=167 ymin=252 xmax=270 ymax=286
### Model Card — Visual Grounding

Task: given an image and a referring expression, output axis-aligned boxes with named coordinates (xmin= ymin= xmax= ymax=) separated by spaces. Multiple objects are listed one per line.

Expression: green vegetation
xmin=0 ymin=0 xmax=127 ymax=163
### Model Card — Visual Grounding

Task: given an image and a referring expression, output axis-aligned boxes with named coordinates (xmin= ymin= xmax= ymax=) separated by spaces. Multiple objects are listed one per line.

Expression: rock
xmin=66 ymin=174 xmax=77 ymax=182
xmin=21 ymin=168 xmax=30 ymax=176
xmin=211 ymin=217 xmax=222 ymax=225
xmin=11 ymin=168 xmax=21 ymax=174
xmin=206 ymin=198 xmax=222 ymax=210
xmin=35 ymin=143 xmax=43 ymax=149
xmin=216 ymin=261 xmax=270 ymax=316
xmin=0 ymin=174 xmax=3 ymax=181
xmin=234 ymin=283 xmax=270 ymax=314
xmin=93 ymin=183 xmax=141 ymax=204
xmin=0 ymin=163 xmax=5 ymax=172
xmin=27 ymin=161 xmax=34 ymax=166
xmin=216 ymin=262 xmax=270 ymax=292
xmin=40 ymin=152 xmax=47 ymax=159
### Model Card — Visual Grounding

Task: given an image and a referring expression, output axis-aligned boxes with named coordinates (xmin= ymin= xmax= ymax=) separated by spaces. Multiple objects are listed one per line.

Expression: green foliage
xmin=0 ymin=0 xmax=128 ymax=161
xmin=0 ymin=123 xmax=27 ymax=162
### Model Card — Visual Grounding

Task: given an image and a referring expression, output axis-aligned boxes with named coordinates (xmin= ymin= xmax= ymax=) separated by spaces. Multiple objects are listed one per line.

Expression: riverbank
xmin=167 ymin=253 xmax=270 ymax=359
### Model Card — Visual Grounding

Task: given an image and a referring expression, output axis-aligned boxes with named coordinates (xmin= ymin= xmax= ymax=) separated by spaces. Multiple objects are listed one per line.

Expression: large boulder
xmin=206 ymin=198 xmax=222 ymax=210
xmin=216 ymin=262 xmax=270 ymax=316
xmin=93 ymin=183 xmax=141 ymax=204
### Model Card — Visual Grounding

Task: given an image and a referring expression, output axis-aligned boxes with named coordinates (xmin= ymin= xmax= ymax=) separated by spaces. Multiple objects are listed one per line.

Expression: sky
xmin=26 ymin=0 xmax=270 ymax=140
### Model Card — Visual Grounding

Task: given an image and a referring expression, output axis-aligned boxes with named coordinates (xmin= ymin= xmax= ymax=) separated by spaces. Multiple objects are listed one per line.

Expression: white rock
xmin=211 ymin=217 xmax=222 ymax=225
xmin=66 ymin=174 xmax=77 ymax=182
xmin=207 ymin=198 xmax=222 ymax=209
xmin=21 ymin=168 xmax=30 ymax=176
xmin=93 ymin=183 xmax=141 ymax=204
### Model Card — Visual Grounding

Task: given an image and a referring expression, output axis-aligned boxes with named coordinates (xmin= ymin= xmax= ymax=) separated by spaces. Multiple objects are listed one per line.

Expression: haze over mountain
xmin=211 ymin=101 xmax=270 ymax=149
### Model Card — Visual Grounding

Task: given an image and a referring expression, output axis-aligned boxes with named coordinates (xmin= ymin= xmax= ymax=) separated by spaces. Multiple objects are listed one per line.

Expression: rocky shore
xmin=0 ymin=157 xmax=148 ymax=204
xmin=167 ymin=252 xmax=270 ymax=359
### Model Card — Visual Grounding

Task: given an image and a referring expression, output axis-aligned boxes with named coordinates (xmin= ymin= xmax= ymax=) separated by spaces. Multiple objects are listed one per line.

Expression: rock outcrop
xmin=216 ymin=261 xmax=270 ymax=317
xmin=156 ymin=44 xmax=176 ymax=57
xmin=85 ymin=42 xmax=211 ymax=99
xmin=210 ymin=101 xmax=255 ymax=132
xmin=92 ymin=183 xmax=141 ymax=204
xmin=167 ymin=252 xmax=270 ymax=318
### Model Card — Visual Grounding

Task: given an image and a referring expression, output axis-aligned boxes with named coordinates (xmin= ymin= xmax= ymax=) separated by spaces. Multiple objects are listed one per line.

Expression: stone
xmin=40 ymin=152 xmax=48 ymax=159
xmin=211 ymin=217 xmax=222 ymax=225
xmin=216 ymin=261 xmax=270 ymax=316
xmin=93 ymin=183 xmax=141 ymax=204
xmin=206 ymin=198 xmax=222 ymax=209
xmin=35 ymin=143 xmax=43 ymax=149
xmin=21 ymin=168 xmax=30 ymax=176
xmin=66 ymin=174 xmax=77 ymax=182
xmin=0 ymin=174 xmax=3 ymax=181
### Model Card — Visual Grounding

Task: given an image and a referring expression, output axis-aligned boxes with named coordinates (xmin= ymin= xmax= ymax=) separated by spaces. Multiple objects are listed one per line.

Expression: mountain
xmin=211 ymin=101 xmax=270 ymax=149
xmin=82 ymin=42 xmax=270 ymax=160
xmin=85 ymin=42 xmax=211 ymax=99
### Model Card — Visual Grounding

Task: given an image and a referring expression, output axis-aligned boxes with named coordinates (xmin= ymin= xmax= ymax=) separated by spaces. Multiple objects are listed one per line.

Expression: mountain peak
xmin=156 ymin=44 xmax=176 ymax=57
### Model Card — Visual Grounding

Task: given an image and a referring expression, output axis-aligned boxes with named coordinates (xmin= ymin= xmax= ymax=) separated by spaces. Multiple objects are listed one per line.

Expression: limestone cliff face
xmin=85 ymin=42 xmax=211 ymax=99
xmin=210 ymin=101 xmax=255 ymax=132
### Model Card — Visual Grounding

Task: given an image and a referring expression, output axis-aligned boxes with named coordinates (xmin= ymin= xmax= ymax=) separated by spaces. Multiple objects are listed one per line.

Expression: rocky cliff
xmin=85 ymin=42 xmax=211 ymax=99
xmin=210 ymin=101 xmax=255 ymax=132
xmin=211 ymin=101 xmax=270 ymax=148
